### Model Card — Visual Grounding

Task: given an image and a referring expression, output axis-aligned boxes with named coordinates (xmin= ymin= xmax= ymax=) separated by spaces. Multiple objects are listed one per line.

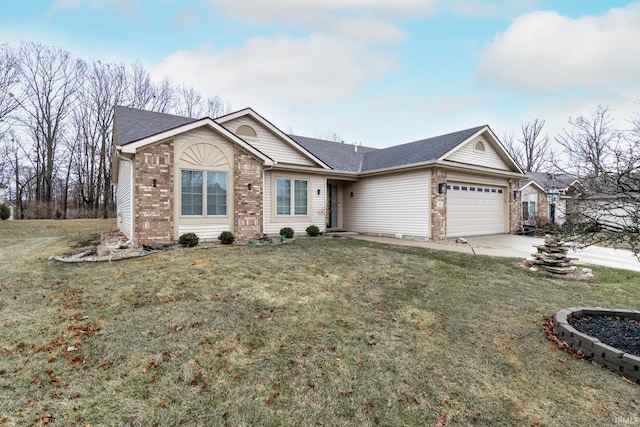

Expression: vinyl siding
xmin=343 ymin=170 xmax=430 ymax=238
xmin=263 ymin=171 xmax=326 ymax=235
xmin=116 ymin=158 xmax=133 ymax=240
xmin=445 ymin=136 xmax=511 ymax=171
xmin=178 ymin=223 xmax=231 ymax=241
xmin=221 ymin=116 xmax=317 ymax=167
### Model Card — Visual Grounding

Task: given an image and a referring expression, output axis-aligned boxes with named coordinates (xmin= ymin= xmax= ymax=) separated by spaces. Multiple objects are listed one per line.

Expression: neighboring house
xmin=518 ymin=172 xmax=582 ymax=226
xmin=0 ymin=184 xmax=15 ymax=220
xmin=112 ymin=106 xmax=526 ymax=246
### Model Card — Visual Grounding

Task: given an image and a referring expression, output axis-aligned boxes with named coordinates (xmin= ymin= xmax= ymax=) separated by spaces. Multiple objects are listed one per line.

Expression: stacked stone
xmin=531 ymin=234 xmax=577 ymax=274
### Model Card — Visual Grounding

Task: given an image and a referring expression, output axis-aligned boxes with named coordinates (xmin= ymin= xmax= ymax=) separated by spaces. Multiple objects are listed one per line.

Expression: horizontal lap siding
xmin=116 ymin=159 xmax=133 ymax=240
xmin=446 ymin=137 xmax=511 ymax=171
xmin=178 ymin=223 xmax=230 ymax=241
xmin=343 ymin=170 xmax=430 ymax=238
xmin=263 ymin=173 xmax=326 ymax=236
xmin=221 ymin=117 xmax=316 ymax=166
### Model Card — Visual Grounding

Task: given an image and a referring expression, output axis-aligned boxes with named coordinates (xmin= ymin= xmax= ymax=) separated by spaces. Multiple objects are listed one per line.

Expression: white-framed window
xmin=276 ymin=177 xmax=308 ymax=216
xmin=181 ymin=170 xmax=228 ymax=216
xmin=522 ymin=201 xmax=536 ymax=221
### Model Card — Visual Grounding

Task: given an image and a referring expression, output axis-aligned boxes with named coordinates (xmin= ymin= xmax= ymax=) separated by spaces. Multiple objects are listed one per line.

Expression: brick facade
xmin=134 ymin=140 xmax=174 ymax=245
xmin=233 ymin=146 xmax=264 ymax=242
xmin=430 ymin=169 xmax=447 ymax=241
xmin=537 ymin=191 xmax=550 ymax=226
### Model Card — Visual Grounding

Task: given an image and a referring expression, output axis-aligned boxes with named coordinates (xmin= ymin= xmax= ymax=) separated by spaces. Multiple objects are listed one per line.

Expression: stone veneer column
xmin=134 ymin=140 xmax=174 ymax=246
xmin=430 ymin=169 xmax=447 ymax=241
xmin=233 ymin=146 xmax=263 ymax=242
xmin=509 ymin=180 xmax=521 ymax=234
xmin=538 ymin=190 xmax=550 ymax=226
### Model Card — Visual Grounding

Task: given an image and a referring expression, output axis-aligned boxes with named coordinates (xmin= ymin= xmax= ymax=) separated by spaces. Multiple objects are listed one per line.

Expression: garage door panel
xmin=446 ymin=182 xmax=505 ymax=237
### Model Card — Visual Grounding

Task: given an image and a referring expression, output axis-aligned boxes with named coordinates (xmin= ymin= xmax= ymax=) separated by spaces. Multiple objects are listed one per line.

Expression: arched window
xmin=236 ymin=125 xmax=258 ymax=139
xmin=474 ymin=141 xmax=486 ymax=152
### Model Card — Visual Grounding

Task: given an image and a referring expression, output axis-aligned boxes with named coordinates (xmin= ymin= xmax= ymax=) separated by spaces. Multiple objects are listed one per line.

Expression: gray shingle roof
xmin=288 ymin=135 xmax=378 ymax=172
xmin=114 ymin=105 xmax=196 ymax=146
xmin=114 ymin=106 xmax=492 ymax=174
xmin=520 ymin=171 xmax=579 ymax=190
xmin=361 ymin=125 xmax=487 ymax=172
xmin=293 ymin=126 xmax=487 ymax=172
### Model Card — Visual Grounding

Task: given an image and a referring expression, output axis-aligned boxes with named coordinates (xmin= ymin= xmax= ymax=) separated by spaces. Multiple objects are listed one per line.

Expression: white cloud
xmin=151 ymin=35 xmax=398 ymax=108
xmin=49 ymin=0 xmax=83 ymax=11
xmin=442 ymin=0 xmax=540 ymax=19
xmin=477 ymin=3 xmax=640 ymax=91
xmin=206 ymin=0 xmax=434 ymax=42
xmin=49 ymin=0 xmax=136 ymax=13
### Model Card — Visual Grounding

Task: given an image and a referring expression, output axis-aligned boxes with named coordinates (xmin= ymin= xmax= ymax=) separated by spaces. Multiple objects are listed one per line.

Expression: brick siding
xmin=233 ymin=146 xmax=264 ymax=242
xmin=134 ymin=140 xmax=174 ymax=245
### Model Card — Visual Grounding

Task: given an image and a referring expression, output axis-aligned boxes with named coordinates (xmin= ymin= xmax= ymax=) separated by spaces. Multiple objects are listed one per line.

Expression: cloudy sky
xmin=2 ymin=0 xmax=639 ymax=147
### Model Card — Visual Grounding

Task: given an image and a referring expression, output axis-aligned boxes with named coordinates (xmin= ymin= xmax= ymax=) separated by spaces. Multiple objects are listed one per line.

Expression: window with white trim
xmin=181 ymin=170 xmax=228 ymax=216
xmin=276 ymin=178 xmax=308 ymax=216
xmin=522 ymin=201 xmax=536 ymax=221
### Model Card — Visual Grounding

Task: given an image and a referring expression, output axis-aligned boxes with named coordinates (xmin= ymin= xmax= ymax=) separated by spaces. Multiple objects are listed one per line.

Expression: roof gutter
xmin=359 ymin=159 xmax=528 ymax=179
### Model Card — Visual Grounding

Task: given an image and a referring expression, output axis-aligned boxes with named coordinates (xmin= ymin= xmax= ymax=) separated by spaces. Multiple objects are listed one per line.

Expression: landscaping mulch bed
xmin=570 ymin=315 xmax=640 ymax=357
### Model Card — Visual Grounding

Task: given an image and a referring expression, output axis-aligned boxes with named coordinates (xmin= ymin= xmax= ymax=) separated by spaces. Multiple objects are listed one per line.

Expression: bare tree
xmin=0 ymin=132 xmax=33 ymax=219
xmin=2 ymin=40 xmax=231 ymax=219
xmin=205 ymin=95 xmax=231 ymax=118
xmin=555 ymin=105 xmax=619 ymax=178
xmin=0 ymin=44 xmax=20 ymax=126
xmin=71 ymin=60 xmax=127 ymax=218
xmin=14 ymin=41 xmax=85 ymax=218
xmin=127 ymin=61 xmax=174 ymax=112
xmin=555 ymin=107 xmax=640 ymax=257
xmin=503 ymin=119 xmax=552 ymax=172
xmin=174 ymin=84 xmax=204 ymax=118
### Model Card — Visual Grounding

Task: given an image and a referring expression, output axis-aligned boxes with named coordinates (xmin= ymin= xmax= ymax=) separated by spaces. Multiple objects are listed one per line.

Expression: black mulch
xmin=570 ymin=315 xmax=640 ymax=358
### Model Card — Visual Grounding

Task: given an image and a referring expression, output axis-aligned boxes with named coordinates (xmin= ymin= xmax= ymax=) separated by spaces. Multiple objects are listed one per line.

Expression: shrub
xmin=306 ymin=225 xmax=320 ymax=237
xmin=178 ymin=232 xmax=199 ymax=247
xmin=0 ymin=204 xmax=10 ymax=221
xmin=218 ymin=231 xmax=235 ymax=245
xmin=279 ymin=227 xmax=294 ymax=239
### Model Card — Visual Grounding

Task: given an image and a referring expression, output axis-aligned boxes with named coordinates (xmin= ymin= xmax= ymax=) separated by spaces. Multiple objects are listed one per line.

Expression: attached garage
xmin=446 ymin=182 xmax=506 ymax=237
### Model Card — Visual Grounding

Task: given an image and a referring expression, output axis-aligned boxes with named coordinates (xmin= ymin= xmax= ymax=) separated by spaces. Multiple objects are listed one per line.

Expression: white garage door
xmin=446 ymin=182 xmax=506 ymax=237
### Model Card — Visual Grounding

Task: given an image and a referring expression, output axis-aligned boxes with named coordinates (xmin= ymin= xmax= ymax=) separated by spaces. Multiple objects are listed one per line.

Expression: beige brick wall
xmin=430 ymin=168 xmax=447 ymax=241
xmin=134 ymin=140 xmax=174 ymax=245
xmin=233 ymin=146 xmax=264 ymax=242
xmin=537 ymin=191 xmax=550 ymax=226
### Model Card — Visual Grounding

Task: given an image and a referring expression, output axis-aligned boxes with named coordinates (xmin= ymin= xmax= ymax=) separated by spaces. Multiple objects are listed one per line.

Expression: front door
xmin=327 ymin=184 xmax=339 ymax=229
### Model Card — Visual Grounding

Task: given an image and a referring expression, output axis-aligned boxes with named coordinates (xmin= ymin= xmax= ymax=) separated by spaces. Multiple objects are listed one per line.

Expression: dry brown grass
xmin=0 ymin=219 xmax=639 ymax=427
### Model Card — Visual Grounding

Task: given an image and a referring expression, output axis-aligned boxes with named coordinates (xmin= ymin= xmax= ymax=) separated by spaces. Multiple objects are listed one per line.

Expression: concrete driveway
xmin=350 ymin=234 xmax=640 ymax=272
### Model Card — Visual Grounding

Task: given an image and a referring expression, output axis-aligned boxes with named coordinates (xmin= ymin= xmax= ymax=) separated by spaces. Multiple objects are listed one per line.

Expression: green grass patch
xmin=0 ymin=220 xmax=639 ymax=426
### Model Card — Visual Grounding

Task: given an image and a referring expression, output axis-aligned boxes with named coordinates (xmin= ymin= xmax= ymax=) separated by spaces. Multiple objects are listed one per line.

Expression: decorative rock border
xmin=553 ymin=307 xmax=640 ymax=383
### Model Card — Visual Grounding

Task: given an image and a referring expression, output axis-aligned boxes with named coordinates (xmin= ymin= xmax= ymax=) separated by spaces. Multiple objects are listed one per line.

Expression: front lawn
xmin=0 ymin=220 xmax=639 ymax=426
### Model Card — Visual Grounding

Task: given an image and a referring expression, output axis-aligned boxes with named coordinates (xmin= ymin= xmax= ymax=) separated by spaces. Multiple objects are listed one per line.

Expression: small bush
xmin=306 ymin=225 xmax=320 ymax=237
xmin=178 ymin=232 xmax=199 ymax=247
xmin=0 ymin=204 xmax=10 ymax=221
xmin=280 ymin=227 xmax=294 ymax=239
xmin=218 ymin=231 xmax=235 ymax=245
